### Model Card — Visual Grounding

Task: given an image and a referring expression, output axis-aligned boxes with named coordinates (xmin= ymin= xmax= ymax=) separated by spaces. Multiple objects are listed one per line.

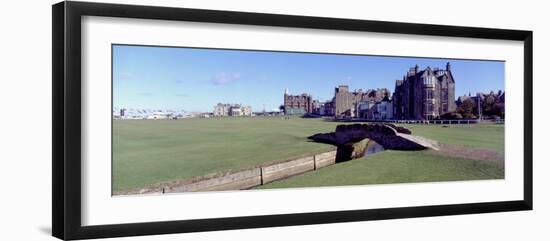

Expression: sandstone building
xmin=213 ymin=103 xmax=252 ymax=117
xmin=393 ymin=63 xmax=456 ymax=120
xmin=283 ymin=88 xmax=314 ymax=115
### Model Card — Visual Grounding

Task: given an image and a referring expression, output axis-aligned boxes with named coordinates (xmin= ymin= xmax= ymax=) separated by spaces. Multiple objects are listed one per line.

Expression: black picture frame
xmin=52 ymin=1 xmax=533 ymax=240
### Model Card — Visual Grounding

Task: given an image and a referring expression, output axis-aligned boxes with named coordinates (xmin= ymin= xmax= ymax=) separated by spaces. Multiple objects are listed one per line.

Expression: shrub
xmin=438 ymin=112 xmax=463 ymax=120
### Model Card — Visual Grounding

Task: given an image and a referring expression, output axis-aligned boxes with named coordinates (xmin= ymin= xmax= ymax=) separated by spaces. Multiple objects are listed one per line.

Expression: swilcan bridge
xmin=308 ymin=123 xmax=439 ymax=162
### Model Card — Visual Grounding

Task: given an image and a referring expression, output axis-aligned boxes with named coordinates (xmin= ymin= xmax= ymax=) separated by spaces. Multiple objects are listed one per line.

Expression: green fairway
xmin=113 ymin=117 xmax=504 ymax=193
xmin=399 ymin=123 xmax=505 ymax=152
xmin=257 ymin=150 xmax=504 ymax=189
xmin=113 ymin=117 xmax=339 ymax=192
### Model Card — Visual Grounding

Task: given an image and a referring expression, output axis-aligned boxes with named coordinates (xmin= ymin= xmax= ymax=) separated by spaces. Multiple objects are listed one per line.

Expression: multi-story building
xmin=354 ymin=94 xmax=393 ymax=120
xmin=393 ymin=63 xmax=456 ymax=120
xmin=356 ymin=101 xmax=376 ymax=119
xmin=213 ymin=103 xmax=231 ymax=116
xmin=323 ymin=100 xmax=335 ymax=116
xmin=374 ymin=95 xmax=393 ymax=119
xmin=333 ymin=85 xmax=390 ymax=118
xmin=229 ymin=106 xmax=243 ymax=116
xmin=242 ymin=105 xmax=252 ymax=116
xmin=213 ymin=103 xmax=252 ymax=117
xmin=313 ymin=101 xmax=333 ymax=116
xmin=283 ymin=88 xmax=314 ymax=115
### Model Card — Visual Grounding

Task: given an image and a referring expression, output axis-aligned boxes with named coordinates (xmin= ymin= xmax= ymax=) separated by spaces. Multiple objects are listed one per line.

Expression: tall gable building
xmin=393 ymin=63 xmax=456 ymax=120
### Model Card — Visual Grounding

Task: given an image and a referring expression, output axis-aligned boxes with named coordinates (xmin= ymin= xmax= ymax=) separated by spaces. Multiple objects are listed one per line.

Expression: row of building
xmin=284 ymin=86 xmax=393 ymax=119
xmin=213 ymin=103 xmax=253 ymax=117
xmin=283 ymin=63 xmax=500 ymax=120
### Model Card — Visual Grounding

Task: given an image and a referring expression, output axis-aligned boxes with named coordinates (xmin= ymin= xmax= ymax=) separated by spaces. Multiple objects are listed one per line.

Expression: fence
xmin=335 ymin=118 xmax=505 ymax=125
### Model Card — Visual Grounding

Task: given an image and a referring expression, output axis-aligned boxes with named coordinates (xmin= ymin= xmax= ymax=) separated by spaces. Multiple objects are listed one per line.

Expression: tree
xmin=438 ymin=112 xmax=463 ymax=120
xmin=495 ymin=102 xmax=505 ymax=119
xmin=483 ymin=95 xmax=497 ymax=116
xmin=279 ymin=105 xmax=285 ymax=113
xmin=481 ymin=95 xmax=505 ymax=118
xmin=458 ymin=98 xmax=476 ymax=119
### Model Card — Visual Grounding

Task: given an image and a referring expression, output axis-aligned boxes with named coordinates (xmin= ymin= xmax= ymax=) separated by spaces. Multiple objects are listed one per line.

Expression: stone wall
xmin=125 ymin=150 xmax=338 ymax=195
xmin=261 ymin=156 xmax=315 ymax=184
xmin=314 ymin=150 xmax=337 ymax=169
xmin=165 ymin=168 xmax=262 ymax=193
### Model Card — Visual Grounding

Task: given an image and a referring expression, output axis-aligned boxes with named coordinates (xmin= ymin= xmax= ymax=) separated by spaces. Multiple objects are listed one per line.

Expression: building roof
xmin=400 ymin=64 xmax=455 ymax=84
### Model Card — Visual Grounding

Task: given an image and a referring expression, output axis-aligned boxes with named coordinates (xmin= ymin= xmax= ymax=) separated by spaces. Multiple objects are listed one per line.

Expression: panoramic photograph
xmin=112 ymin=44 xmax=505 ymax=196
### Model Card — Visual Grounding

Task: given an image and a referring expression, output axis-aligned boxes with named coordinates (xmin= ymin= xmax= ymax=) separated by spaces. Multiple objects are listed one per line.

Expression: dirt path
xmin=432 ymin=143 xmax=504 ymax=164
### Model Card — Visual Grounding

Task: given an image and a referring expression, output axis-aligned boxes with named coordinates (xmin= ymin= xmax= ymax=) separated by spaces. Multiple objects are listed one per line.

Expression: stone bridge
xmin=308 ymin=123 xmax=439 ymax=155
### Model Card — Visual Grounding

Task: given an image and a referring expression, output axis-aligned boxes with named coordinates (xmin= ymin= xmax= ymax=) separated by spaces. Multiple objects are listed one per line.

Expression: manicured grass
xmin=257 ymin=123 xmax=504 ymax=190
xmin=400 ymin=124 xmax=504 ymax=152
xmin=113 ymin=117 xmax=504 ymax=192
xmin=257 ymin=150 xmax=505 ymax=189
xmin=113 ymin=117 xmax=339 ymax=192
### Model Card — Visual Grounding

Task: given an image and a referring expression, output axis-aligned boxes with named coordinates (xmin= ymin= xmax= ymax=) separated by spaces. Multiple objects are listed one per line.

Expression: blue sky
xmin=113 ymin=44 xmax=504 ymax=112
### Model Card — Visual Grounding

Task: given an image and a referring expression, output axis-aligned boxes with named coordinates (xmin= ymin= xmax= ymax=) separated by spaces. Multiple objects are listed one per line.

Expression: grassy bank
xmin=257 ymin=150 xmax=504 ymax=189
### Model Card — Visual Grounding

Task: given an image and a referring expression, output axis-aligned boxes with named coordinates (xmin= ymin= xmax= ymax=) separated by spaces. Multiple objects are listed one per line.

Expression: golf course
xmin=112 ymin=116 xmax=504 ymax=194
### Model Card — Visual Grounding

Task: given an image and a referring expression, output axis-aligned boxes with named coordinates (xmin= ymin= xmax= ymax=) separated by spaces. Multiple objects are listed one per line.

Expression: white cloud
xmin=210 ymin=72 xmax=241 ymax=86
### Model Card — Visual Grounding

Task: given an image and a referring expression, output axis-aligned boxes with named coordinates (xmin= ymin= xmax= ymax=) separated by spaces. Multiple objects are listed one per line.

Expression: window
xmin=426 ymin=89 xmax=434 ymax=100
xmin=423 ymin=75 xmax=435 ymax=85
xmin=427 ymin=103 xmax=434 ymax=112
